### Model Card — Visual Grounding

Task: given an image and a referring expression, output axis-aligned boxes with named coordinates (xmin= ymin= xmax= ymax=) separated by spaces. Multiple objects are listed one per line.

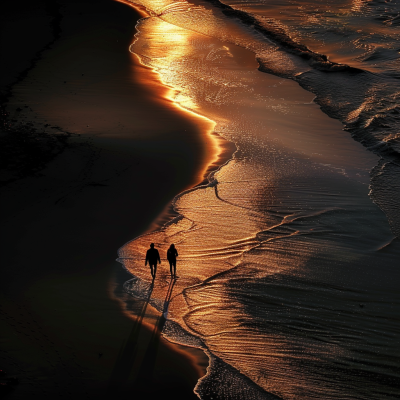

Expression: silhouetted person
xmin=145 ymin=243 xmax=161 ymax=279
xmin=167 ymin=244 xmax=178 ymax=277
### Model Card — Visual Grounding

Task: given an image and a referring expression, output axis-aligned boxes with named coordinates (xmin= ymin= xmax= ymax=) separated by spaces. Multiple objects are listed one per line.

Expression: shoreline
xmin=0 ymin=0 xmax=230 ymax=398
xmin=119 ymin=0 xmax=234 ymax=189
xmin=110 ymin=1 xmax=398 ymax=398
xmin=3 ymin=0 xmax=398 ymax=399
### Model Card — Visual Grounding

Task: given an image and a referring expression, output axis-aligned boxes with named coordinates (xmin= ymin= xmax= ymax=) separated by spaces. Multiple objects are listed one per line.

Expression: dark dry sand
xmin=0 ymin=0 xmax=229 ymax=398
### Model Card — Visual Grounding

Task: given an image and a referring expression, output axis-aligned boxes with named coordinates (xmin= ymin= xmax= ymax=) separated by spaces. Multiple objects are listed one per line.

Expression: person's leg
xmin=173 ymin=261 xmax=176 ymax=276
xmin=169 ymin=261 xmax=173 ymax=276
xmin=150 ymin=264 xmax=154 ymax=279
xmin=154 ymin=263 xmax=157 ymax=278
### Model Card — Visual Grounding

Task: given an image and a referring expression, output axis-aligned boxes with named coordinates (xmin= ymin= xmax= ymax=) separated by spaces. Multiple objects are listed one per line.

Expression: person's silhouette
xmin=167 ymin=244 xmax=178 ymax=277
xmin=145 ymin=243 xmax=161 ymax=279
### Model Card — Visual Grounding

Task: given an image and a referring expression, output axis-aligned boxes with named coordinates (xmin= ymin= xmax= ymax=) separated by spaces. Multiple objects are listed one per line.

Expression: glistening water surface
xmin=117 ymin=0 xmax=400 ymax=398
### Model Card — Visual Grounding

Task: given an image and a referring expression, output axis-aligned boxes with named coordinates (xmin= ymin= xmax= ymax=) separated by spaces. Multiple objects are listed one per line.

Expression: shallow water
xmin=118 ymin=0 xmax=400 ymax=398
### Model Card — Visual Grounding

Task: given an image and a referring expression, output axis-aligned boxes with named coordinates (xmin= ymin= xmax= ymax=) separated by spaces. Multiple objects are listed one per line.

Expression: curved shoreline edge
xmin=0 ymin=0 xmax=220 ymax=398
xmin=112 ymin=0 xmax=400 ymax=400
xmin=113 ymin=1 xmax=243 ymax=396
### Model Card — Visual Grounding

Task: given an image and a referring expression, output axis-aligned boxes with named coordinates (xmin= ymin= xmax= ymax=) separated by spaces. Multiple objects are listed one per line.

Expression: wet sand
xmin=0 ymin=0 xmax=221 ymax=398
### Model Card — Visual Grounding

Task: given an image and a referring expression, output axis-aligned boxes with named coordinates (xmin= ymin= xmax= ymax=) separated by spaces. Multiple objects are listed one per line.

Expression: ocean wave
xmin=191 ymin=0 xmax=400 ymax=163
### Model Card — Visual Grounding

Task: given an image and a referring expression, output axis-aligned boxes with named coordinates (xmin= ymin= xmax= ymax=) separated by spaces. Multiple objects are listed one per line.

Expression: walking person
xmin=167 ymin=244 xmax=178 ymax=277
xmin=145 ymin=243 xmax=161 ymax=280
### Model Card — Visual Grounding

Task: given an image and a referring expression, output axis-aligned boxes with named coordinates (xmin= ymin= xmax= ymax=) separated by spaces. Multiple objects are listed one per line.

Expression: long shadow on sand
xmin=133 ymin=277 xmax=177 ymax=387
xmin=107 ymin=277 xmax=176 ymax=394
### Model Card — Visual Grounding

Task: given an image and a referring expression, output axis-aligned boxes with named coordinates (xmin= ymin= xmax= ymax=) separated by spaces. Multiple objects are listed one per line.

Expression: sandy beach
xmin=3 ymin=0 xmax=400 ymax=398
xmin=0 ymin=0 xmax=217 ymax=398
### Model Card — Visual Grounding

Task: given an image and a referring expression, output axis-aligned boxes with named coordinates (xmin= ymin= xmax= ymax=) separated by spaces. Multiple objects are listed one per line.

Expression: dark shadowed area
xmin=0 ymin=0 xmax=211 ymax=398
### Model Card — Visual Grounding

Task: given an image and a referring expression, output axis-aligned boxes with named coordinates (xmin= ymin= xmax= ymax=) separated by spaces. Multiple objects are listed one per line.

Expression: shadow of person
xmin=133 ymin=277 xmax=177 ymax=387
xmin=107 ymin=280 xmax=155 ymax=393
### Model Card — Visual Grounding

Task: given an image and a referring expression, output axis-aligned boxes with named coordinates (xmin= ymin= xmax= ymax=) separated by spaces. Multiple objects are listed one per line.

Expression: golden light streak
xmin=115 ymin=0 xmax=223 ymax=185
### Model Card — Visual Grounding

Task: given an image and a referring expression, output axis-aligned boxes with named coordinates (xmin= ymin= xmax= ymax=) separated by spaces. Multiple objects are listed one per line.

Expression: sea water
xmin=117 ymin=0 xmax=400 ymax=398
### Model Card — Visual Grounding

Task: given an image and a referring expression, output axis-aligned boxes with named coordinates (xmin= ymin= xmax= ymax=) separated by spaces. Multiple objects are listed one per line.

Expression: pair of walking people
xmin=145 ymin=243 xmax=178 ymax=279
